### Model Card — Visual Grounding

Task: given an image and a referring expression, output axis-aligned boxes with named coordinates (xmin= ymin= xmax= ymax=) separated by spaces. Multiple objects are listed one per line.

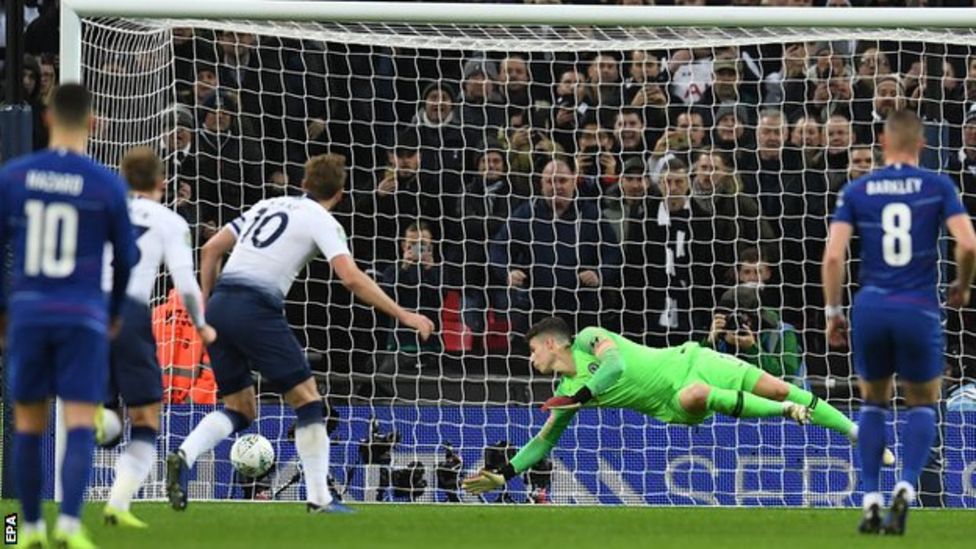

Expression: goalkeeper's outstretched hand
xmin=541 ymin=396 xmax=581 ymax=412
xmin=462 ymin=469 xmax=505 ymax=495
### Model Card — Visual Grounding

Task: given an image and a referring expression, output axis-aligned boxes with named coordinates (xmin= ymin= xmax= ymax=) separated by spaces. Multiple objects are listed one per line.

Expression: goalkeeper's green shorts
xmin=659 ymin=346 xmax=766 ymax=426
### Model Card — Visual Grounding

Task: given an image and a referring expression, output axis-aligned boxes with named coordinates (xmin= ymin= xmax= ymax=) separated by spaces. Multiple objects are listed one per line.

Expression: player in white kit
xmin=167 ymin=153 xmax=433 ymax=513
xmin=97 ymin=147 xmax=216 ymax=528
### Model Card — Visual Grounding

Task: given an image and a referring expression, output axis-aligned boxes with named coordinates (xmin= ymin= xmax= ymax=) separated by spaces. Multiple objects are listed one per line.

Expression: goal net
xmin=65 ymin=4 xmax=976 ymax=507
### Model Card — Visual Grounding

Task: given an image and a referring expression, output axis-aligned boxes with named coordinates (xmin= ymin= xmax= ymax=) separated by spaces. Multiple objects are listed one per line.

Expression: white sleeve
xmin=227 ymin=211 xmax=248 ymax=237
xmin=313 ymin=212 xmax=351 ymax=261
xmin=163 ymin=219 xmax=206 ymax=327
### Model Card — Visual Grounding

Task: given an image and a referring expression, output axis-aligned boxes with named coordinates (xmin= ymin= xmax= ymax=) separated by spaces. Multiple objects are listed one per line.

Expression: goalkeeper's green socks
xmin=785 ymin=385 xmax=856 ymax=440
xmin=706 ymin=387 xmax=787 ymax=418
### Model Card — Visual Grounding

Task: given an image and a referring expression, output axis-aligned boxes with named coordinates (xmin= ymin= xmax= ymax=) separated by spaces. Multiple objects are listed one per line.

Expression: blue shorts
xmin=851 ymin=297 xmax=944 ymax=383
xmin=7 ymin=323 xmax=109 ymax=403
xmin=108 ymin=298 xmax=163 ymax=407
xmin=205 ymin=283 xmax=311 ymax=397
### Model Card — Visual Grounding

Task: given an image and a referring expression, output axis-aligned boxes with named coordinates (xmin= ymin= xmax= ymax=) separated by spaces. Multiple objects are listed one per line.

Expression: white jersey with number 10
xmin=220 ymin=195 xmax=351 ymax=298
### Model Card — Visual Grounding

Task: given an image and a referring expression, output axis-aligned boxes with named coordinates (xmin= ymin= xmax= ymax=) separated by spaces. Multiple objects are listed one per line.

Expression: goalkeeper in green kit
xmin=463 ymin=317 xmax=893 ymax=494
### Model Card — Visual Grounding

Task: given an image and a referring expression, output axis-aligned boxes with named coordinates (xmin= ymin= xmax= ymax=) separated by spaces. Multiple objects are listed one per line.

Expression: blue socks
xmin=60 ymin=428 xmax=95 ymax=519
xmin=901 ymin=405 xmax=938 ymax=489
xmin=14 ymin=433 xmax=43 ymax=523
xmin=858 ymin=404 xmax=887 ymax=494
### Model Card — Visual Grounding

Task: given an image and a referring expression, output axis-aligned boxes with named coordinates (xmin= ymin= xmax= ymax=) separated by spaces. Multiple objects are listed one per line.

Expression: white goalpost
xmin=57 ymin=0 xmax=976 ymax=507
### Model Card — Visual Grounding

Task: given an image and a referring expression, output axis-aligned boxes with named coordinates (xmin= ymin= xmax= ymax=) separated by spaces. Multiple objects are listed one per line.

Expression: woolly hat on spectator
xmin=463 ymin=58 xmax=498 ymax=81
xmin=812 ymin=39 xmax=853 ymax=58
xmin=421 ymin=81 xmax=456 ymax=103
xmin=621 ymin=157 xmax=647 ymax=177
xmin=715 ymin=102 xmax=751 ymax=127
xmin=174 ymin=105 xmax=195 ymax=129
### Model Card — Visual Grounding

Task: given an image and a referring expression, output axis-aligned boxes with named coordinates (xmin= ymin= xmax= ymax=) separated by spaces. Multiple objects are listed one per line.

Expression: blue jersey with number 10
xmin=0 ymin=148 xmax=135 ymax=331
xmin=832 ymin=163 xmax=966 ymax=309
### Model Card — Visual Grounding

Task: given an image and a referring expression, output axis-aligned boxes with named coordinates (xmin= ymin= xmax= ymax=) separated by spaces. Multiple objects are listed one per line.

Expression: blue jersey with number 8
xmin=0 ymin=149 xmax=135 ymax=330
xmin=832 ymin=163 xmax=965 ymax=309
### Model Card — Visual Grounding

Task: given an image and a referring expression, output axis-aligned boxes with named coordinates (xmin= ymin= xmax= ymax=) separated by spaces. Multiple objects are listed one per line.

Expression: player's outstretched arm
xmin=822 ymin=221 xmax=853 ymax=348
xmin=946 ymin=213 xmax=976 ymax=307
xmin=463 ymin=408 xmax=575 ymax=495
xmin=330 ymin=254 xmax=434 ymax=340
xmin=199 ymin=226 xmax=237 ymax=300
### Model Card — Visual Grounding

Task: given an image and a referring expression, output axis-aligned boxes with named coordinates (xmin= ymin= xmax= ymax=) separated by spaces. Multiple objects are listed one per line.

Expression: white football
xmin=230 ymin=434 xmax=275 ymax=478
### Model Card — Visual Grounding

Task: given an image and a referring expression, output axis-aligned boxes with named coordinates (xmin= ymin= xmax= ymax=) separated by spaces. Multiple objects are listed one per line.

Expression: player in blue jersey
xmin=0 ymin=84 xmax=136 ymax=549
xmin=823 ymin=110 xmax=976 ymax=535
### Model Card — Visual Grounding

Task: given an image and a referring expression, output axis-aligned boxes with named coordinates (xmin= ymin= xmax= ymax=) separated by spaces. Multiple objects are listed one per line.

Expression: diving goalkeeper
xmin=463 ymin=317 xmax=892 ymax=494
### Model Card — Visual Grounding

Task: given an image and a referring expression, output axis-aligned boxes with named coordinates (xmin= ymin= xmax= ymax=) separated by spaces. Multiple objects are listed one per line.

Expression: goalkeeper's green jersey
xmin=554 ymin=326 xmax=696 ymax=417
xmin=508 ymin=326 xmax=753 ymax=474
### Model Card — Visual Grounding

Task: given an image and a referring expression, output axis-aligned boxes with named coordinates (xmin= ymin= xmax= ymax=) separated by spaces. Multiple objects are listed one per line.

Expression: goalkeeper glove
xmin=541 ymin=387 xmax=593 ymax=412
xmin=462 ymin=469 xmax=506 ymax=495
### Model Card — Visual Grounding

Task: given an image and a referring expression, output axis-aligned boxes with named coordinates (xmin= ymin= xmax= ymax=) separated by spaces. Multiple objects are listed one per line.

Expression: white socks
xmin=295 ymin=423 xmax=332 ymax=506
xmin=862 ymin=491 xmax=884 ymax=510
xmin=108 ymin=439 xmax=156 ymax=511
xmin=893 ymin=480 xmax=916 ymax=502
xmin=56 ymin=515 xmax=80 ymax=535
xmin=180 ymin=411 xmax=234 ymax=468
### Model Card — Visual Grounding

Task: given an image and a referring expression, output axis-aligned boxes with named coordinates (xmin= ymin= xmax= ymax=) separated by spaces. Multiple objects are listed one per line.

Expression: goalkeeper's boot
xmin=103 ymin=506 xmax=148 ymax=529
xmin=307 ymin=501 xmax=355 ymax=514
xmin=13 ymin=529 xmax=47 ymax=549
xmin=51 ymin=529 xmax=96 ymax=549
xmin=881 ymin=483 xmax=911 ymax=536
xmin=166 ymin=450 xmax=190 ymax=511
xmin=857 ymin=498 xmax=883 ymax=534
xmin=784 ymin=403 xmax=811 ymax=425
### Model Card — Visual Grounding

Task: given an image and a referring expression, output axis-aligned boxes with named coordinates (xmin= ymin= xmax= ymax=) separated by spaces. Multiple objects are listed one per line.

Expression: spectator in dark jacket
xmin=380 ymin=221 xmax=444 ymax=353
xmin=353 ymin=134 xmax=432 ymax=271
xmin=490 ymin=158 xmax=621 ymax=335
xmin=449 ymin=142 xmax=526 ymax=332
xmin=180 ymin=90 xmax=262 ymax=227
xmin=738 ymin=108 xmax=801 ymax=237
xmin=458 ymin=59 xmax=505 ymax=151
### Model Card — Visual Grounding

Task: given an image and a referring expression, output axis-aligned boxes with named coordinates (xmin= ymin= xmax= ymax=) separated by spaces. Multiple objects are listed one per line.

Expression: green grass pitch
xmin=2 ymin=501 xmax=975 ymax=549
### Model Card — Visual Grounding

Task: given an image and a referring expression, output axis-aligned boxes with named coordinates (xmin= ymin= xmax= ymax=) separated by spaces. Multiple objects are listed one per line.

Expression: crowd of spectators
xmin=4 ymin=0 xmax=976 ymax=396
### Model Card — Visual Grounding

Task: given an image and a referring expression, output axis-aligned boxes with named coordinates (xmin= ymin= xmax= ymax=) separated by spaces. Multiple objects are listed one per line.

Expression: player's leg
xmin=850 ymin=303 xmax=896 ymax=534
xmin=7 ymin=324 xmax=54 ymax=546
xmin=882 ymin=313 xmax=944 ymax=535
xmin=678 ymin=348 xmax=805 ymax=422
xmin=857 ymin=377 xmax=894 ymax=532
xmin=51 ymin=325 xmax=109 ymax=548
xmin=13 ymin=400 xmax=50 ymax=547
xmin=103 ymin=300 xmax=162 ymax=526
xmin=283 ymin=379 xmax=350 ymax=512
xmin=245 ymin=305 xmax=351 ymax=514
xmin=677 ymin=382 xmax=793 ymax=420
xmin=749 ymin=371 xmax=858 ymax=439
xmin=104 ymin=403 xmax=160 ymax=528
xmin=169 ymin=291 xmax=256 ymax=510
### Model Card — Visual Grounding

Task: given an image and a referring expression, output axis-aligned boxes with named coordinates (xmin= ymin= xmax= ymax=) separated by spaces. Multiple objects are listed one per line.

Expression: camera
xmin=391 ymin=461 xmax=428 ymax=501
xmin=526 ymin=457 xmax=553 ymax=504
xmin=359 ymin=418 xmax=400 ymax=466
xmin=436 ymin=443 xmax=463 ymax=502
xmin=723 ymin=311 xmax=754 ymax=334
